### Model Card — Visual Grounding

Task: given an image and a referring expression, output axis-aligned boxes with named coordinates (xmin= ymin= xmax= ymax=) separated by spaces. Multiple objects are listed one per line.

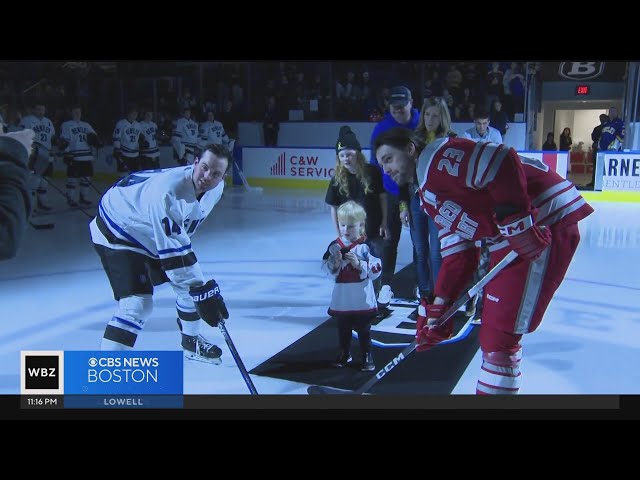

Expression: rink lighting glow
xmin=88 ymin=369 xmax=158 ymax=383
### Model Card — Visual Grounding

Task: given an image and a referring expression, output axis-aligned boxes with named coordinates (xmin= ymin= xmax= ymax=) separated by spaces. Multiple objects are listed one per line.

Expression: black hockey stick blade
xmin=307 ymin=385 xmax=357 ymax=395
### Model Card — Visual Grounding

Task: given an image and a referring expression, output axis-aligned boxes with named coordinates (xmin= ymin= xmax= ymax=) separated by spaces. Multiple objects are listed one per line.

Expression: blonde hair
xmin=415 ymin=96 xmax=454 ymax=144
xmin=332 ymin=151 xmax=373 ymax=197
xmin=337 ymin=200 xmax=366 ymax=234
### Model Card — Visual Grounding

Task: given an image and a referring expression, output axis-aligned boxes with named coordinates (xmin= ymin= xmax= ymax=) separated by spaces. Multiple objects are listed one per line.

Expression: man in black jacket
xmin=588 ymin=114 xmax=609 ymax=189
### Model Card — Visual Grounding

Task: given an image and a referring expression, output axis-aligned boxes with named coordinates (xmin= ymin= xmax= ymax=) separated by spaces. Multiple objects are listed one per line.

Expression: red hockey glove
xmin=415 ymin=301 xmax=454 ymax=352
xmin=496 ymin=211 xmax=551 ymax=261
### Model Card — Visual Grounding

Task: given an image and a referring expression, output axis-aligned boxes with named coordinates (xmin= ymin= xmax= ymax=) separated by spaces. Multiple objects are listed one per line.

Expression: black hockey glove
xmin=190 ymin=279 xmax=229 ymax=327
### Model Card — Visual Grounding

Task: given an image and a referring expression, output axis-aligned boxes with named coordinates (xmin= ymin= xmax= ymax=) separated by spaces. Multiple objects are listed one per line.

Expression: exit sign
xmin=576 ymin=85 xmax=590 ymax=95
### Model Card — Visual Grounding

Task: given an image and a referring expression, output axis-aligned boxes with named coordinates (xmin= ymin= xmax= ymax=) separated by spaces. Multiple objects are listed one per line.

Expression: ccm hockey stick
xmin=307 ymin=249 xmax=519 ymax=395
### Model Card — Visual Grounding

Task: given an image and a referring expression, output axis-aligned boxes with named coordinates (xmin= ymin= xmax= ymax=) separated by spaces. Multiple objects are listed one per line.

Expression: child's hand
xmin=344 ymin=252 xmax=360 ymax=269
xmin=331 ymin=251 xmax=342 ymax=268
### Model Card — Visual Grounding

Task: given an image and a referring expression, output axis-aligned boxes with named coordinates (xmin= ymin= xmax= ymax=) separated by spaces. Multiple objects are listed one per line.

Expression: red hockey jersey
xmin=415 ymin=137 xmax=594 ymax=300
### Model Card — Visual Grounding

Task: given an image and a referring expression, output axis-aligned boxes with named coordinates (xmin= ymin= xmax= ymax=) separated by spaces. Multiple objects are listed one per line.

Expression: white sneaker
xmin=377 ymin=285 xmax=393 ymax=306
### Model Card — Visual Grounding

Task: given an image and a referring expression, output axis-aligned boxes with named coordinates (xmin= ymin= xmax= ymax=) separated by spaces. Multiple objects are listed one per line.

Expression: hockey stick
xmin=307 ymin=249 xmax=519 ymax=395
xmin=217 ymin=319 xmax=259 ymax=395
xmin=233 ymin=161 xmax=263 ymax=193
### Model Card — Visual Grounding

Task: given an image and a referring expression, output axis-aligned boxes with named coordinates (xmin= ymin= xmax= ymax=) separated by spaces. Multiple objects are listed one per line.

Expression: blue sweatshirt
xmin=369 ymin=108 xmax=421 ymax=196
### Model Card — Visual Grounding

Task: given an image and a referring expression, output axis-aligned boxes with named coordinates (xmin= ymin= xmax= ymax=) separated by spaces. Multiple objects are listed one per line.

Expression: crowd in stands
xmin=0 ymin=61 xmax=534 ymax=148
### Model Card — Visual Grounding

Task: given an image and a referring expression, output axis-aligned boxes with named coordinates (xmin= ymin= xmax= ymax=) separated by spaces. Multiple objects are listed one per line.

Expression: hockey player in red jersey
xmin=374 ymin=128 xmax=594 ymax=394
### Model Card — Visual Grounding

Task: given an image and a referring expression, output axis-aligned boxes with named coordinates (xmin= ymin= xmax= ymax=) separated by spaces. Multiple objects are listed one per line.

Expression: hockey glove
xmin=495 ymin=210 xmax=551 ymax=261
xmin=415 ymin=301 xmax=454 ymax=352
xmin=190 ymin=279 xmax=229 ymax=327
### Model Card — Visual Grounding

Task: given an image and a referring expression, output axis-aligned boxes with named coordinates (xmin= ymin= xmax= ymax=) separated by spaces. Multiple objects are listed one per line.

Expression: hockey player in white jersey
xmin=198 ymin=111 xmax=231 ymax=149
xmin=59 ymin=105 xmax=101 ymax=207
xmin=112 ymin=104 xmax=143 ymax=174
xmin=19 ymin=102 xmax=55 ymax=211
xmin=139 ymin=108 xmax=160 ymax=170
xmin=89 ymin=143 xmax=233 ymax=364
xmin=171 ymin=107 xmax=199 ymax=166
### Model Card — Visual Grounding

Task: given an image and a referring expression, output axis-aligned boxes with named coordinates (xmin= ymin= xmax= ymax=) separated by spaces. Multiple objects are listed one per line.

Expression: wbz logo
xmin=21 ymin=351 xmax=64 ymax=394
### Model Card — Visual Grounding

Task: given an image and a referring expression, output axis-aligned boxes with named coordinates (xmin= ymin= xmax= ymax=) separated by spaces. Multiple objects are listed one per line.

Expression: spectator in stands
xmin=559 ymin=127 xmax=572 ymax=152
xmin=177 ymin=88 xmax=197 ymax=113
xmin=542 ymin=132 xmax=557 ymax=151
xmin=463 ymin=109 xmax=503 ymax=144
xmin=489 ymin=100 xmax=509 ymax=138
xmin=485 ymin=62 xmax=504 ymax=112
xmin=263 ymin=96 xmax=279 ymax=147
xmin=509 ymin=64 xmax=526 ymax=116
xmin=445 ymin=64 xmax=463 ymax=100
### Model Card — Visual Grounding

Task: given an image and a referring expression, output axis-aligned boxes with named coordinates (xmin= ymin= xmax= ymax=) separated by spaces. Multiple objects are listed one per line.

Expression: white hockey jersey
xmin=171 ymin=117 xmax=199 ymax=157
xmin=89 ymin=166 xmax=224 ymax=290
xmin=113 ymin=119 xmax=142 ymax=158
xmin=60 ymin=120 xmax=97 ymax=162
xmin=139 ymin=120 xmax=160 ymax=158
xmin=323 ymin=237 xmax=382 ymax=317
xmin=198 ymin=120 xmax=230 ymax=147
xmin=20 ymin=115 xmax=55 ymax=150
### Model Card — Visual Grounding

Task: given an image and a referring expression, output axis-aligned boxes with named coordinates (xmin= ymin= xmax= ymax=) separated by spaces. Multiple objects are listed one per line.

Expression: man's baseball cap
xmin=389 ymin=86 xmax=412 ymax=107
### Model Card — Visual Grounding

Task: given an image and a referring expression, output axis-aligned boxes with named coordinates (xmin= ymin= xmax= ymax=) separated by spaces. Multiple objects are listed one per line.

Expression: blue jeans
xmin=409 ymin=192 xmax=442 ymax=296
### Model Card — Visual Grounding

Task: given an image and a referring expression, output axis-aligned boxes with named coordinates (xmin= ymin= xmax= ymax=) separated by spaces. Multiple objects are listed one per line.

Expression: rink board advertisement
xmin=20 ymin=350 xmax=184 ymax=409
xmin=600 ymin=153 xmax=640 ymax=191
xmin=240 ymin=148 xmax=568 ymax=188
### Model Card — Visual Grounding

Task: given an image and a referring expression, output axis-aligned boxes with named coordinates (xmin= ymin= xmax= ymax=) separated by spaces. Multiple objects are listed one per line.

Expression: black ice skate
xmin=182 ymin=333 xmax=223 ymax=365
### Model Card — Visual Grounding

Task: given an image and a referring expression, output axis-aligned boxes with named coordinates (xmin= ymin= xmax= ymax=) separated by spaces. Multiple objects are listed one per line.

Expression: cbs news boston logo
xmin=20 ymin=351 xmax=183 ymax=408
